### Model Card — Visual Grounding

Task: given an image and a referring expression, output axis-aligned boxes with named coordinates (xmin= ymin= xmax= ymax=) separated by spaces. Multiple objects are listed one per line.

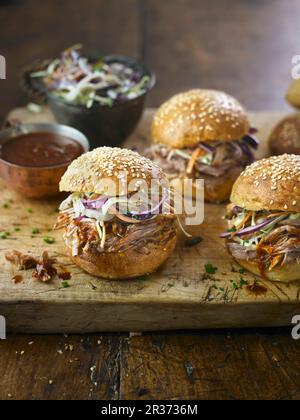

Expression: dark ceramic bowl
xmin=24 ymin=55 xmax=156 ymax=149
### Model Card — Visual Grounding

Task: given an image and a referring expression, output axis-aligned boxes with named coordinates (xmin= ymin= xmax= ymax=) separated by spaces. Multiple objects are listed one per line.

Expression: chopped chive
xmin=31 ymin=228 xmax=40 ymax=235
xmin=3 ymin=203 xmax=9 ymax=209
xmin=0 ymin=231 xmax=10 ymax=239
xmin=27 ymin=208 xmax=33 ymax=214
xmin=60 ymin=281 xmax=70 ymax=289
xmin=14 ymin=227 xmax=21 ymax=232
xmin=136 ymin=275 xmax=148 ymax=281
xmin=43 ymin=236 xmax=55 ymax=244
xmin=185 ymin=237 xmax=203 ymax=247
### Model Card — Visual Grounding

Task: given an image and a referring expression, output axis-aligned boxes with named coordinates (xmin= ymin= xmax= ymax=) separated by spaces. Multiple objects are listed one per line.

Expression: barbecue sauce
xmin=0 ymin=132 xmax=84 ymax=167
xmin=246 ymin=282 xmax=267 ymax=296
xmin=256 ymin=244 xmax=269 ymax=279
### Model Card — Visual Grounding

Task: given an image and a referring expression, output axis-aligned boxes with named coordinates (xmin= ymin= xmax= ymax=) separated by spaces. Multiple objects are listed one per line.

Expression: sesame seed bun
xmin=269 ymin=113 xmax=300 ymax=155
xmin=64 ymin=216 xmax=177 ymax=280
xmin=60 ymin=147 xmax=165 ymax=196
xmin=151 ymin=89 xmax=250 ymax=149
xmin=286 ymin=79 xmax=300 ymax=109
xmin=230 ymin=257 xmax=300 ymax=283
xmin=172 ymin=165 xmax=244 ymax=204
xmin=231 ymin=155 xmax=300 ymax=212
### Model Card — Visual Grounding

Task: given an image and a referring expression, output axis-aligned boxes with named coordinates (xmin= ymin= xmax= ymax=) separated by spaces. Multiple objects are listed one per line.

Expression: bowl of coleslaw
xmin=25 ymin=45 xmax=156 ymax=149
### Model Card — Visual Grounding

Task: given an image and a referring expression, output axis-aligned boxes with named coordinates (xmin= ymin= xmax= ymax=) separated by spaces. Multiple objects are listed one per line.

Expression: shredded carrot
xmin=236 ymin=211 xmax=253 ymax=231
xmin=186 ymin=149 xmax=203 ymax=175
xmin=269 ymin=254 xmax=284 ymax=271
xmin=266 ymin=212 xmax=288 ymax=219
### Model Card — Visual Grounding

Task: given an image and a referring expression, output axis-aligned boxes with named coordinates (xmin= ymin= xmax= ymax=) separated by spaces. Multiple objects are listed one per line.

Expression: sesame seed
xmin=152 ymin=89 xmax=248 ymax=145
xmin=60 ymin=147 xmax=164 ymax=194
xmin=238 ymin=154 xmax=300 ymax=211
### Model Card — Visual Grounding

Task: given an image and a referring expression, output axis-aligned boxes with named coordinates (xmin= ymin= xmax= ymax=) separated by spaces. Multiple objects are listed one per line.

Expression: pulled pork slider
xmin=286 ymin=79 xmax=300 ymax=109
xmin=221 ymin=155 xmax=300 ymax=283
xmin=55 ymin=147 xmax=177 ymax=279
xmin=269 ymin=113 xmax=300 ymax=155
xmin=146 ymin=89 xmax=259 ymax=203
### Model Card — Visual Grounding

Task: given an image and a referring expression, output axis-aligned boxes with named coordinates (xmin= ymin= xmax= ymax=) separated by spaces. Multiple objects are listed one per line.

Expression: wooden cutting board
xmin=0 ymin=107 xmax=299 ymax=333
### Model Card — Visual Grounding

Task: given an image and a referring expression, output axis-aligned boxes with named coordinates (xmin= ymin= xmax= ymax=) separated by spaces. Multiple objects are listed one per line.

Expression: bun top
xmin=286 ymin=79 xmax=300 ymax=109
xmin=60 ymin=147 xmax=164 ymax=196
xmin=269 ymin=113 xmax=300 ymax=155
xmin=151 ymin=89 xmax=250 ymax=149
xmin=231 ymin=154 xmax=300 ymax=212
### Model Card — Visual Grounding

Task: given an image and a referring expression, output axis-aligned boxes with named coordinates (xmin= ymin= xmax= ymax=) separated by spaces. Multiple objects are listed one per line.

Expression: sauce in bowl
xmin=0 ymin=132 xmax=84 ymax=167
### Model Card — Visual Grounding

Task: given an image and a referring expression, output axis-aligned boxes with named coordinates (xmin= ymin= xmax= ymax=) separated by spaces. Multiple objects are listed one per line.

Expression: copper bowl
xmin=0 ymin=123 xmax=89 ymax=199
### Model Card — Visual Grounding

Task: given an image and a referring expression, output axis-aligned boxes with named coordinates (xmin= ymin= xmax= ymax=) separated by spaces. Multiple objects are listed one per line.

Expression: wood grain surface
xmin=1 ymin=107 xmax=299 ymax=333
xmin=120 ymin=331 xmax=300 ymax=400
xmin=1 ymin=0 xmax=300 ymax=400
xmin=1 ymin=330 xmax=300 ymax=400
xmin=2 ymin=0 xmax=300 ymax=123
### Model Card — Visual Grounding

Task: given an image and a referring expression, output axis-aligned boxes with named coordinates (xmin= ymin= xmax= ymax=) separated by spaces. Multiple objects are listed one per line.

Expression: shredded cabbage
xmin=31 ymin=45 xmax=151 ymax=108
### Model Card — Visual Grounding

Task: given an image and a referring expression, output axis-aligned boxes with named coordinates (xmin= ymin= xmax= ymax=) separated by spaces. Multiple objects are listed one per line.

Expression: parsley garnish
xmin=232 ymin=277 xmax=249 ymax=291
xmin=31 ymin=228 xmax=40 ymax=235
xmin=60 ymin=281 xmax=70 ymax=289
xmin=240 ymin=278 xmax=249 ymax=287
xmin=205 ymin=263 xmax=218 ymax=275
xmin=227 ymin=226 xmax=237 ymax=233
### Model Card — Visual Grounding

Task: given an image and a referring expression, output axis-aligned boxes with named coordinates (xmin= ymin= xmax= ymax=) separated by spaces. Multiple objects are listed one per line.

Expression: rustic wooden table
xmin=1 ymin=0 xmax=300 ymax=400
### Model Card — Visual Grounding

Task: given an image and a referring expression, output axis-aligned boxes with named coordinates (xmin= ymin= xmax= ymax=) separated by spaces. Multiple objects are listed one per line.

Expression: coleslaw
xmin=31 ymin=45 xmax=151 ymax=108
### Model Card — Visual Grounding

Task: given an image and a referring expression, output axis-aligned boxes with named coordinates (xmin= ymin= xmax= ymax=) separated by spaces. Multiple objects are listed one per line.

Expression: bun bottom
xmin=65 ymin=234 xmax=177 ymax=280
xmin=231 ymin=257 xmax=300 ymax=283
xmin=171 ymin=165 xmax=244 ymax=204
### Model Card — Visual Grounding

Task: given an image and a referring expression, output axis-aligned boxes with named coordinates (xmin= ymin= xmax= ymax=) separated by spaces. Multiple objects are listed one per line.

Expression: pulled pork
xmin=32 ymin=251 xmax=57 ymax=283
xmin=224 ymin=209 xmax=300 ymax=273
xmin=5 ymin=250 xmax=38 ymax=270
xmin=227 ymin=242 xmax=256 ymax=261
xmin=5 ymin=250 xmax=70 ymax=283
xmin=145 ymin=140 xmax=254 ymax=179
xmin=257 ymin=225 xmax=300 ymax=270
xmin=62 ymin=215 xmax=177 ymax=257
